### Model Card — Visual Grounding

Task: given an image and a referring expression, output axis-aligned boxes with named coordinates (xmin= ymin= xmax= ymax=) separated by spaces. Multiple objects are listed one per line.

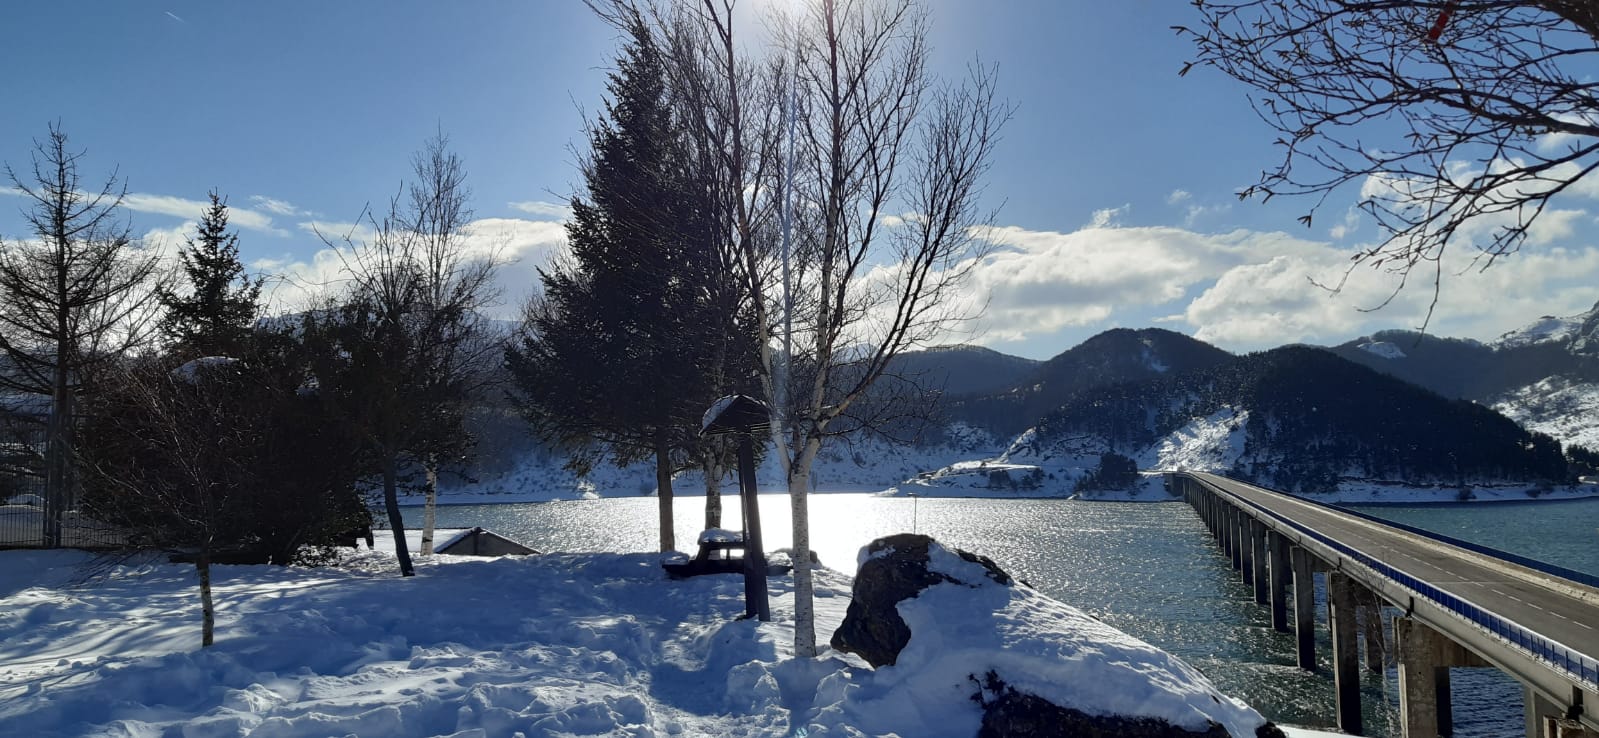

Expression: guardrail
xmin=1183 ymin=473 xmax=1599 ymax=693
xmin=1326 ymin=501 xmax=1599 ymax=590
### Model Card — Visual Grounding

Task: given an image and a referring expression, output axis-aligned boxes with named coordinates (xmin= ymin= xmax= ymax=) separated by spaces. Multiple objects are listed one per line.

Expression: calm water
xmin=403 ymin=493 xmax=1599 ymax=736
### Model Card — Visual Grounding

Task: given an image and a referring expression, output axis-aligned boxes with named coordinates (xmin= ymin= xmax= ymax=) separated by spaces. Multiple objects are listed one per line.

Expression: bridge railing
xmin=1324 ymin=501 xmax=1599 ymax=590
xmin=1184 ymin=473 xmax=1599 ymax=693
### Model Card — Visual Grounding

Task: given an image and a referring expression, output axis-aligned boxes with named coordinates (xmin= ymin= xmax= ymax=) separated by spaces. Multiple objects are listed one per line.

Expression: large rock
xmin=829 ymin=534 xmax=1285 ymax=738
xmin=831 ymin=533 xmax=1011 ymax=667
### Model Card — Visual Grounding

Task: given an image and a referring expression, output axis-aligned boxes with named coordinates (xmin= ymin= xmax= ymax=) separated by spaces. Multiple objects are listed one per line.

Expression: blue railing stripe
xmin=1183 ymin=474 xmax=1599 ymax=690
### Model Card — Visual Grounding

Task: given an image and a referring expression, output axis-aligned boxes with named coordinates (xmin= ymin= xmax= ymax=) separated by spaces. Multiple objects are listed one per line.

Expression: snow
xmin=700 ymin=395 xmax=739 ymax=432
xmin=697 ymin=528 xmax=743 ymax=544
xmin=1493 ymin=312 xmax=1584 ymax=349
xmin=171 ymin=356 xmax=242 ymax=383
xmin=1492 ymin=376 xmax=1599 ymax=450
xmin=1356 ymin=340 xmax=1406 ymax=359
xmin=0 ymin=537 xmax=1274 ymax=738
xmin=1147 ymin=408 xmax=1250 ymax=473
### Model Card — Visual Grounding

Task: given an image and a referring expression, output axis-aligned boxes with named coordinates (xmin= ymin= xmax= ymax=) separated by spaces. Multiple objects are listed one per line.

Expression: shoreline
xmin=410 ymin=480 xmax=1599 ymax=508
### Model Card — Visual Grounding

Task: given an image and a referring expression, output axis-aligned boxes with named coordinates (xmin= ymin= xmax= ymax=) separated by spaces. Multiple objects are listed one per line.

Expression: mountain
xmin=1328 ymin=301 xmax=1599 ymax=451
xmin=887 ymin=345 xmax=1041 ymax=398
xmin=1000 ymin=345 xmax=1568 ymax=493
xmin=1493 ymin=300 xmax=1599 ymax=354
xmin=949 ymin=328 xmax=1234 ymax=436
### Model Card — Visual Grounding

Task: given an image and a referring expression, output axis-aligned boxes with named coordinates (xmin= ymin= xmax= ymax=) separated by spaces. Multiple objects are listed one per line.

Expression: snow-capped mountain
xmin=1328 ymin=301 xmax=1599 ymax=455
xmin=1492 ymin=300 xmax=1599 ymax=352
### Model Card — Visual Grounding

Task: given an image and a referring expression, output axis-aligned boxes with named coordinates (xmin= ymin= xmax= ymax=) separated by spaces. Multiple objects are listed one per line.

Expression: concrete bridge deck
xmin=1175 ymin=472 xmax=1599 ymax=737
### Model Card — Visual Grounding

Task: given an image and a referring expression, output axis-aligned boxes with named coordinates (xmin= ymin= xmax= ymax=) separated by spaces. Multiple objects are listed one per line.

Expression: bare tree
xmin=0 ymin=125 xmax=164 ymax=546
xmin=82 ymin=358 xmax=255 ymax=647
xmin=1179 ymin=1 xmax=1599 ymax=316
xmin=311 ymin=132 xmax=500 ymax=576
xmin=634 ymin=0 xmax=1005 ymax=656
xmin=771 ymin=0 xmax=1005 ymax=656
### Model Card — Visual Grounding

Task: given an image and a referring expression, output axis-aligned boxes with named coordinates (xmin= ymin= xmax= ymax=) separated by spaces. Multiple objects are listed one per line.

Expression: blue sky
xmin=4 ymin=1 xmax=1598 ymax=360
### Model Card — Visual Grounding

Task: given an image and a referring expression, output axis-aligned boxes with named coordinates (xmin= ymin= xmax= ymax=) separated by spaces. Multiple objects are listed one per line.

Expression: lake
xmin=402 ymin=492 xmax=1599 ymax=736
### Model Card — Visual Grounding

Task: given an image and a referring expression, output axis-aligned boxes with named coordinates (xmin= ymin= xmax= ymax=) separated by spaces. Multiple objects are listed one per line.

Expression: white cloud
xmin=1166 ymin=189 xmax=1192 ymax=205
xmin=1088 ymin=204 xmax=1130 ymax=229
xmin=249 ymin=195 xmax=306 ymax=217
xmin=119 ymin=192 xmax=289 ymax=236
xmin=296 ymin=220 xmax=376 ymax=244
xmin=508 ymin=200 xmax=574 ymax=221
xmin=895 ymin=215 xmax=1599 ymax=353
xmin=3 ymin=187 xmax=285 ymax=236
xmin=1183 ymin=234 xmax=1599 ymax=348
xmin=257 ymin=216 xmax=568 ymax=318
xmin=1328 ymin=207 xmax=1360 ymax=240
xmin=1183 ymin=202 xmax=1231 ymax=227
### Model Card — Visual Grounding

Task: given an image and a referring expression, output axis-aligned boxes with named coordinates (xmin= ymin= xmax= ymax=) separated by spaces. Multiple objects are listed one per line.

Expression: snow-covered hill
xmin=1493 ymin=312 xmax=1588 ymax=350
xmin=1493 ymin=300 xmax=1599 ymax=352
xmin=1492 ymin=376 xmax=1599 ymax=450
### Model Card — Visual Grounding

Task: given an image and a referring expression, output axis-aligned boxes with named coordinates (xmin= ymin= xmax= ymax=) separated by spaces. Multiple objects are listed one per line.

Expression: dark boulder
xmin=830 ymin=533 xmax=1012 ymax=667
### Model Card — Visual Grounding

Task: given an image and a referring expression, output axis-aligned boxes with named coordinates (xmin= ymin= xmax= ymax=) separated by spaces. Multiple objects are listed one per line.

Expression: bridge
xmin=1172 ymin=472 xmax=1599 ymax=738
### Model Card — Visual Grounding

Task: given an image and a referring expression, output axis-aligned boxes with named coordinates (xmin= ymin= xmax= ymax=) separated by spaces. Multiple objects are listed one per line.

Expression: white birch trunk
xmin=789 ymin=436 xmax=822 ymax=657
xmin=420 ymin=457 xmax=437 ymax=557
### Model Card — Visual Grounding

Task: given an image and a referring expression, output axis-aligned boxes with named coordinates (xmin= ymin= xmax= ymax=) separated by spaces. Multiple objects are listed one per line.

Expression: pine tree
xmin=158 ymin=192 xmax=263 ymax=359
xmin=507 ymin=16 xmax=754 ymax=551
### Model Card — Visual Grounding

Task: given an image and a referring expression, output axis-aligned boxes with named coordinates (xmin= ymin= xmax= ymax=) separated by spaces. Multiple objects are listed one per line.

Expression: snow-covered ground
xmin=0 ymin=537 xmax=1278 ymax=737
xmin=1492 ymin=376 xmax=1599 ymax=451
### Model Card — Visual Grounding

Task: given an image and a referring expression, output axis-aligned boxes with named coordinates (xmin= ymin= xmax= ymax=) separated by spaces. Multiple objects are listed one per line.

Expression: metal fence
xmin=1 ymin=438 xmax=127 ymax=551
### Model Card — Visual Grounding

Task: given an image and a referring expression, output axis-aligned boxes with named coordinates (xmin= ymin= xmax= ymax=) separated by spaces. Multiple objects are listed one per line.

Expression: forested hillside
xmin=1023 ymin=346 xmax=1568 ymax=492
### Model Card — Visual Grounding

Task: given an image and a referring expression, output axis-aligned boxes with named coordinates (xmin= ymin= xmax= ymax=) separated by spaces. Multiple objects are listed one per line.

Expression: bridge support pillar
xmin=1525 ymin=687 xmax=1595 ymax=738
xmin=1291 ymin=545 xmax=1315 ymax=670
xmin=1395 ymin=617 xmax=1453 ymax=738
xmin=1329 ymin=571 xmax=1364 ymax=735
xmin=1237 ymin=509 xmax=1251 ymax=579
xmin=1362 ymin=591 xmax=1386 ymax=673
xmin=1228 ymin=506 xmax=1242 ymax=570
xmin=1220 ymin=503 xmax=1230 ymax=564
xmin=1250 ymin=520 xmax=1269 ymax=604
xmin=1268 ymin=531 xmax=1290 ymax=632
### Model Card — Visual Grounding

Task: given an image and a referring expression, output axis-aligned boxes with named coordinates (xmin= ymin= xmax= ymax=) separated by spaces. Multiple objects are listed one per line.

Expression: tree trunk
xmin=789 ymin=435 xmax=822 ymax=657
xmin=703 ymin=456 xmax=722 ymax=529
xmin=383 ymin=453 xmax=414 ymax=576
xmin=43 ymin=374 xmax=71 ymax=548
xmin=655 ymin=433 xmax=675 ymax=551
xmin=420 ymin=454 xmax=437 ymax=557
xmin=198 ymin=548 xmax=215 ymax=647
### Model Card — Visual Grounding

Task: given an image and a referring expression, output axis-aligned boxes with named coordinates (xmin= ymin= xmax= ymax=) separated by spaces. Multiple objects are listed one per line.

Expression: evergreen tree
xmin=507 ymin=16 xmax=754 ymax=551
xmin=158 ymin=192 xmax=263 ymax=359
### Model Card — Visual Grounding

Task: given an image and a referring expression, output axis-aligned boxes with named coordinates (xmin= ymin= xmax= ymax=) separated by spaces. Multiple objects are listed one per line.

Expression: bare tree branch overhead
xmin=1179 ymin=0 xmax=1599 ymax=319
